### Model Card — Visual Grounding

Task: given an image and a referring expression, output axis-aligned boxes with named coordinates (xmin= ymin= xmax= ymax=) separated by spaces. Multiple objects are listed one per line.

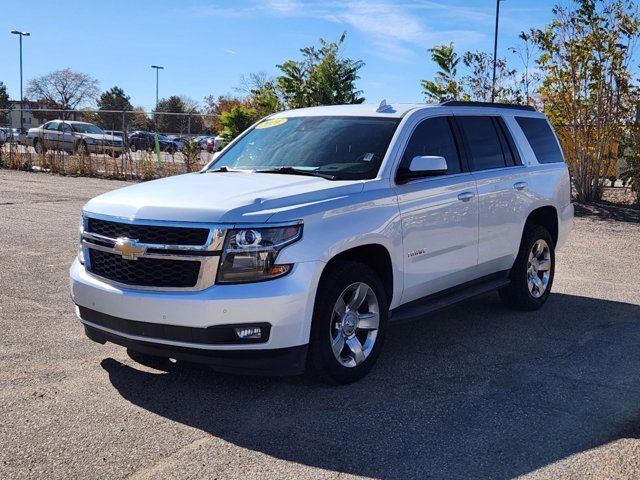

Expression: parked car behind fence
xmin=27 ymin=121 xmax=124 ymax=157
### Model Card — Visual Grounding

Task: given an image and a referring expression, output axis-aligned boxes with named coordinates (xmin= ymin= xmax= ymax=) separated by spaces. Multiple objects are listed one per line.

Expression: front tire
xmin=126 ymin=348 xmax=174 ymax=371
xmin=34 ymin=138 xmax=46 ymax=154
xmin=499 ymin=224 xmax=555 ymax=311
xmin=75 ymin=141 xmax=90 ymax=157
xmin=308 ymin=261 xmax=388 ymax=384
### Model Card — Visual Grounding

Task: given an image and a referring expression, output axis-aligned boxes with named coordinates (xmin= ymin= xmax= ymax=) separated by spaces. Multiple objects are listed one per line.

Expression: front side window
xmin=44 ymin=121 xmax=59 ymax=131
xmin=398 ymin=116 xmax=461 ymax=176
xmin=515 ymin=117 xmax=564 ymax=164
xmin=209 ymin=116 xmax=400 ymax=180
xmin=71 ymin=123 xmax=104 ymax=135
xmin=457 ymin=116 xmax=506 ymax=171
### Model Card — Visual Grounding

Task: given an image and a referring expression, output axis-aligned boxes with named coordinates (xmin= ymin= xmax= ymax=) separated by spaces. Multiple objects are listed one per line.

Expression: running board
xmin=389 ymin=272 xmax=511 ymax=324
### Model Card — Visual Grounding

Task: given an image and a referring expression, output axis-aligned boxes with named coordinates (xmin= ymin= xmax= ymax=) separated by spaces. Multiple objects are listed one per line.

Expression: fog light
xmin=235 ymin=327 xmax=262 ymax=339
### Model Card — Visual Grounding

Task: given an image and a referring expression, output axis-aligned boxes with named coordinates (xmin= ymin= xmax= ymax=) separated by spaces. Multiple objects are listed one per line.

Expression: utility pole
xmin=491 ymin=0 xmax=504 ymax=103
xmin=151 ymin=65 xmax=164 ymax=110
xmin=11 ymin=30 xmax=30 ymax=132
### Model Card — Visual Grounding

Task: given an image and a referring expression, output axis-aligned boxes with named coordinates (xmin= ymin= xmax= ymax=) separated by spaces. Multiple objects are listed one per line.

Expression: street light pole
xmin=11 ymin=30 xmax=30 ymax=132
xmin=151 ymin=65 xmax=164 ymax=110
xmin=491 ymin=0 xmax=504 ymax=103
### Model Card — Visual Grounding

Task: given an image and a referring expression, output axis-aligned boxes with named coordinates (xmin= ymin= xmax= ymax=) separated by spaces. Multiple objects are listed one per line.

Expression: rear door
xmin=59 ymin=122 xmax=75 ymax=151
xmin=394 ymin=115 xmax=479 ymax=304
xmin=43 ymin=121 xmax=61 ymax=149
xmin=454 ymin=114 xmax=531 ymax=274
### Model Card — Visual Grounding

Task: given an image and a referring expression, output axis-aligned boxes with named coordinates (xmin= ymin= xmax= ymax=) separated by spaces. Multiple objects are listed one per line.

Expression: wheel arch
xmin=318 ymin=243 xmax=395 ymax=307
xmin=525 ymin=205 xmax=558 ymax=246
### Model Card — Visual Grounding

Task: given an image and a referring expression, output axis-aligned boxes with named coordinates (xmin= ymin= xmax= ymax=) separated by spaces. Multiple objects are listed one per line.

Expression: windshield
xmin=71 ymin=123 xmax=104 ymax=135
xmin=208 ymin=116 xmax=400 ymax=180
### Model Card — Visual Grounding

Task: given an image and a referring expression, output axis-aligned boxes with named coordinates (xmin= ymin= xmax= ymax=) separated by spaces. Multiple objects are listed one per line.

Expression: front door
xmin=43 ymin=121 xmax=61 ymax=150
xmin=395 ymin=115 xmax=479 ymax=304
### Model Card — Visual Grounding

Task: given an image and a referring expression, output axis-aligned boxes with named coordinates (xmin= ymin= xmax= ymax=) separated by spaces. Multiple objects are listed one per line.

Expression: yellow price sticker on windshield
xmin=256 ymin=118 xmax=288 ymax=129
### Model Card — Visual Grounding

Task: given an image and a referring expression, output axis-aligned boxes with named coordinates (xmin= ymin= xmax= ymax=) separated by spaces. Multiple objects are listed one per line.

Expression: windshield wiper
xmin=255 ymin=166 xmax=336 ymax=180
xmin=207 ymin=166 xmax=249 ymax=173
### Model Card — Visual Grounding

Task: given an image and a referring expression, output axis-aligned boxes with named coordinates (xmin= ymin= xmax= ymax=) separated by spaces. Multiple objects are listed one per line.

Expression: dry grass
xmin=0 ymin=146 xmax=206 ymax=181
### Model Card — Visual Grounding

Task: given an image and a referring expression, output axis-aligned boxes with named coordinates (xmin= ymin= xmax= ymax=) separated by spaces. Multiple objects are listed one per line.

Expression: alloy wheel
xmin=527 ymin=239 xmax=551 ymax=298
xmin=330 ymin=282 xmax=380 ymax=368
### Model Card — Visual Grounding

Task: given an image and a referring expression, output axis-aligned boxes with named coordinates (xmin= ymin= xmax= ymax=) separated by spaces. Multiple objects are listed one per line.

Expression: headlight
xmin=77 ymin=218 xmax=85 ymax=265
xmin=217 ymin=223 xmax=302 ymax=284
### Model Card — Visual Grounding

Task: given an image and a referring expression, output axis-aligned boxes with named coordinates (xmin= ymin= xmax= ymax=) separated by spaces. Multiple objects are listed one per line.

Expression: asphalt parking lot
xmin=1 ymin=169 xmax=640 ymax=480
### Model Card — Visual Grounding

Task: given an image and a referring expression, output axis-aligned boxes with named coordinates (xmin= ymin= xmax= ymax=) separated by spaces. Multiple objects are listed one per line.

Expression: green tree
xmin=0 ymin=82 xmax=10 ymax=125
xmin=249 ymin=81 xmax=283 ymax=118
xmin=533 ymin=0 xmax=640 ymax=202
xmin=619 ymin=125 xmax=640 ymax=206
xmin=219 ymin=105 xmax=259 ymax=143
xmin=276 ymin=32 xmax=364 ymax=108
xmin=421 ymin=43 xmax=518 ymax=103
xmin=153 ymin=96 xmax=204 ymax=134
xmin=509 ymin=31 xmax=542 ymax=106
xmin=96 ymin=86 xmax=133 ymax=131
xmin=461 ymin=51 xmax=518 ymax=103
xmin=128 ymin=107 xmax=149 ymax=131
xmin=421 ymin=43 xmax=463 ymax=102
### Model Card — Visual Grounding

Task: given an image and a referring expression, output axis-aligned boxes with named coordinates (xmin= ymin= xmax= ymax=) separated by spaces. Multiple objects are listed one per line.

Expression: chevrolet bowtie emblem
xmin=114 ymin=238 xmax=146 ymax=260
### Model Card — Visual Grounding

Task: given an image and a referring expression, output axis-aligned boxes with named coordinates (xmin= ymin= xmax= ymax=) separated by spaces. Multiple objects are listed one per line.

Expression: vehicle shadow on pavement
xmin=101 ymin=292 xmax=640 ymax=480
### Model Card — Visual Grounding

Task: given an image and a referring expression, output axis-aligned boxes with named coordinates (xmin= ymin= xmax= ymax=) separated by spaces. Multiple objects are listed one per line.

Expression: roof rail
xmin=439 ymin=101 xmax=536 ymax=112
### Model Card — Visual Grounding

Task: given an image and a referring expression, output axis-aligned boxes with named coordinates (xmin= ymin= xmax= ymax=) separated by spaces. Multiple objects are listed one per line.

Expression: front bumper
xmin=83 ymin=323 xmax=308 ymax=376
xmin=71 ymin=259 xmax=324 ymax=373
xmin=88 ymin=144 xmax=124 ymax=154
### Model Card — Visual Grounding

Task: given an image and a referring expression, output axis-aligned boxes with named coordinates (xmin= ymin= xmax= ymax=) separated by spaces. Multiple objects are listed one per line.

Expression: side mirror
xmin=397 ymin=156 xmax=447 ymax=184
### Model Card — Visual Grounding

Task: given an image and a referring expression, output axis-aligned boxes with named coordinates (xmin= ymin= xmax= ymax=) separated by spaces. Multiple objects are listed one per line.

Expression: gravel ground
xmin=1 ymin=169 xmax=640 ymax=480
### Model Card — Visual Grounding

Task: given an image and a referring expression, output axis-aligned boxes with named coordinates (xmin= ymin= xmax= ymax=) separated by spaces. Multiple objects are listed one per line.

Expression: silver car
xmin=27 ymin=120 xmax=124 ymax=157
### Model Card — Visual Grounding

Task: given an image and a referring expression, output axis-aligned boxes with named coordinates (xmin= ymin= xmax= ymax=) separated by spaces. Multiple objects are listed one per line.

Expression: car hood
xmin=83 ymin=172 xmax=365 ymax=223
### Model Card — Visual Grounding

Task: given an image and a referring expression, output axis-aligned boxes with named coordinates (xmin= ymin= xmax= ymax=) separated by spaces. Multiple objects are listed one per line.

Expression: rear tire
xmin=499 ymin=224 xmax=555 ymax=311
xmin=307 ymin=261 xmax=388 ymax=384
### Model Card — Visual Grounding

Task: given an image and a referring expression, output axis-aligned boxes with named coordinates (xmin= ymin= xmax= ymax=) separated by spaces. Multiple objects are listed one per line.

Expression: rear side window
xmin=456 ymin=116 xmax=505 ymax=171
xmin=515 ymin=117 xmax=564 ymax=164
xmin=399 ymin=116 xmax=461 ymax=175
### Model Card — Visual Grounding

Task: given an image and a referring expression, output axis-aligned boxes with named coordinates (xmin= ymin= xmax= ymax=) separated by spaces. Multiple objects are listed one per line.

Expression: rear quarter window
xmin=515 ymin=117 xmax=564 ymax=164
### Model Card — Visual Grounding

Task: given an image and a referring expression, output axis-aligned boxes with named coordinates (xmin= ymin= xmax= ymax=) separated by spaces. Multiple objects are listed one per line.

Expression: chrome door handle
xmin=457 ymin=191 xmax=475 ymax=202
xmin=514 ymin=181 xmax=527 ymax=191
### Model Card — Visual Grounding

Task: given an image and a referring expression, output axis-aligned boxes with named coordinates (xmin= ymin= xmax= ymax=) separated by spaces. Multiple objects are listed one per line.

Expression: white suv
xmin=70 ymin=101 xmax=573 ymax=383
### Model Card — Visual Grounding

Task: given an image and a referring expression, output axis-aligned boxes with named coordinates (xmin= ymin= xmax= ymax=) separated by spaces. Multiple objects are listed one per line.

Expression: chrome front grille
xmin=87 ymin=217 xmax=209 ymax=245
xmin=81 ymin=214 xmax=227 ymax=291
xmin=88 ymin=250 xmax=202 ymax=288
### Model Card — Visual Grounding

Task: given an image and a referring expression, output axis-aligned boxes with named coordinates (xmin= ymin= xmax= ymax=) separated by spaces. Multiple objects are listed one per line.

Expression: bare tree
xmin=26 ymin=68 xmax=99 ymax=118
xmin=236 ymin=71 xmax=271 ymax=95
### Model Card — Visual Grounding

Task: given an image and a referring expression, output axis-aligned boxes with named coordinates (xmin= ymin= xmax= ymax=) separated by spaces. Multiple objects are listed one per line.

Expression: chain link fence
xmin=0 ymin=108 xmax=222 ymax=180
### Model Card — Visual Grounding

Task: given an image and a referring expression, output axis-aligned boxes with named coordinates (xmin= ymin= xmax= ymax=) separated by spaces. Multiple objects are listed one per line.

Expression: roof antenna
xmin=376 ymin=99 xmax=392 ymax=112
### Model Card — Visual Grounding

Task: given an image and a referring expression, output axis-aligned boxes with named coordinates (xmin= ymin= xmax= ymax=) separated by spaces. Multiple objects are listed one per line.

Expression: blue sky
xmin=1 ymin=0 xmax=563 ymax=111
